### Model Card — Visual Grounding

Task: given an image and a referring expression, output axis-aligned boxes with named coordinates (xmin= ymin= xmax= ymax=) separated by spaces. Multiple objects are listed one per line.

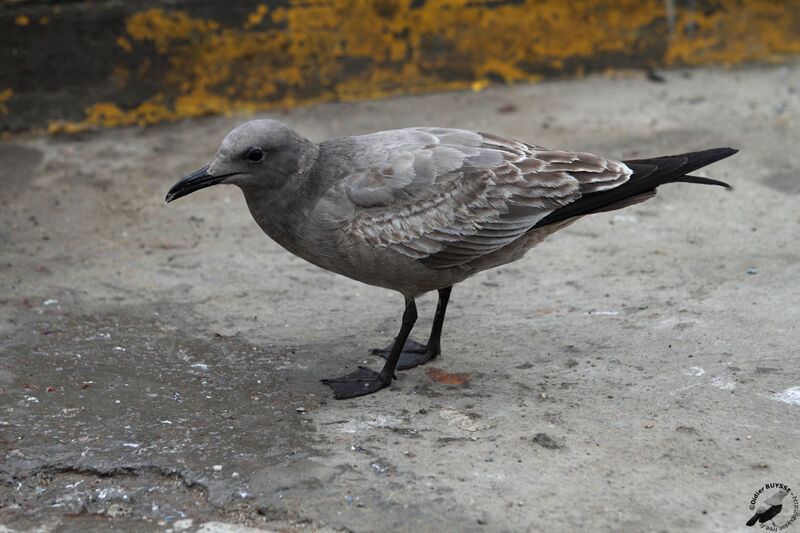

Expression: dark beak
xmin=165 ymin=166 xmax=230 ymax=203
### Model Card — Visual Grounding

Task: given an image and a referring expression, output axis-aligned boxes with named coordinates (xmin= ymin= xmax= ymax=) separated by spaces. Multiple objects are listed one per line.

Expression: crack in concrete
xmin=3 ymin=464 xmax=202 ymax=490
xmin=1 ymin=463 xmax=303 ymax=529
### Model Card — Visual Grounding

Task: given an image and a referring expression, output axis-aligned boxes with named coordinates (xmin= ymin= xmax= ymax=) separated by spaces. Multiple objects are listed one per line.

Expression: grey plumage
xmin=167 ymin=119 xmax=736 ymax=398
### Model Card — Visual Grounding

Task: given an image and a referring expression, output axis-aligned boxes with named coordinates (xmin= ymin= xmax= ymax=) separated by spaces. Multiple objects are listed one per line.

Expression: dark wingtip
xmin=677 ymin=175 xmax=733 ymax=190
xmin=627 ymin=147 xmax=738 ymax=190
xmin=692 ymin=146 xmax=739 ymax=158
xmin=711 ymin=147 xmax=739 ymax=164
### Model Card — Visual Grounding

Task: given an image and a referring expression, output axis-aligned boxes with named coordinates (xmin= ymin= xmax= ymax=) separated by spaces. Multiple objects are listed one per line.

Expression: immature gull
xmin=746 ymin=489 xmax=789 ymax=526
xmin=166 ymin=120 xmax=736 ymax=399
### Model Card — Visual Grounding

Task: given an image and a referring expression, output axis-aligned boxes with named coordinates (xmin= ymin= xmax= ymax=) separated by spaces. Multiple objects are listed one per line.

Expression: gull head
xmin=166 ymin=119 xmax=313 ymax=203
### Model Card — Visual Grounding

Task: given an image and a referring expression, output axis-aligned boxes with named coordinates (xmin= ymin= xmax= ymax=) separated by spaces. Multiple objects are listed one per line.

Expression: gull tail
xmin=534 ymin=147 xmax=737 ymax=227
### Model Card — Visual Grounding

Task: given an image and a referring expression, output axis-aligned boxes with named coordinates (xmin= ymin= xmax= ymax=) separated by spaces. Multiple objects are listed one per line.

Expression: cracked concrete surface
xmin=1 ymin=62 xmax=799 ymax=532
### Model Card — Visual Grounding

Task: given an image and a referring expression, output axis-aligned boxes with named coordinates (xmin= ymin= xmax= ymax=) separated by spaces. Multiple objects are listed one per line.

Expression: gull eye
xmin=246 ymin=147 xmax=264 ymax=162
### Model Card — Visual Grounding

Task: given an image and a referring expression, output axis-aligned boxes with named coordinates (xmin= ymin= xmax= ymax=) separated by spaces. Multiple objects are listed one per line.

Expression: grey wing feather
xmin=341 ymin=128 xmax=631 ymax=267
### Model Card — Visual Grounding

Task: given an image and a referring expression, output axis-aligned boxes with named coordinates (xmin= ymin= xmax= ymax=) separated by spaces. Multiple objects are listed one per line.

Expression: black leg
xmin=372 ymin=286 xmax=452 ymax=370
xmin=322 ymin=297 xmax=418 ymax=399
xmin=425 ymin=286 xmax=452 ymax=356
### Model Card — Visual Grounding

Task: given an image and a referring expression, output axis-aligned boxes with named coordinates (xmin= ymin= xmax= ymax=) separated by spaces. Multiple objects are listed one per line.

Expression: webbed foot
xmin=370 ymin=338 xmax=438 ymax=370
xmin=321 ymin=366 xmax=390 ymax=399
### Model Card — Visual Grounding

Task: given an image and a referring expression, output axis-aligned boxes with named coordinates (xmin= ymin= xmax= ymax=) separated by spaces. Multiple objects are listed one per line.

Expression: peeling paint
xmin=5 ymin=1 xmax=800 ymax=133
xmin=125 ymin=8 xmax=220 ymax=54
xmin=117 ymin=36 xmax=133 ymax=53
xmin=0 ymin=89 xmax=13 ymax=115
xmin=665 ymin=4 xmax=800 ymax=65
xmin=244 ymin=4 xmax=269 ymax=30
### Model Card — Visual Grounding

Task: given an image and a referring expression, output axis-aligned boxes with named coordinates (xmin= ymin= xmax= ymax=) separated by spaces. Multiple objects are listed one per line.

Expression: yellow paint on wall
xmin=0 ymin=89 xmax=13 ymax=115
xmin=117 ymin=36 xmax=133 ymax=53
xmin=45 ymin=0 xmax=800 ymax=133
xmin=125 ymin=8 xmax=219 ymax=54
xmin=665 ymin=3 xmax=800 ymax=65
xmin=244 ymin=5 xmax=269 ymax=30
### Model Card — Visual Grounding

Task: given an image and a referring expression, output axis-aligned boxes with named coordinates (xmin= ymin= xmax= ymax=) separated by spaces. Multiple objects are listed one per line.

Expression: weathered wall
xmin=2 ymin=0 xmax=800 ymax=134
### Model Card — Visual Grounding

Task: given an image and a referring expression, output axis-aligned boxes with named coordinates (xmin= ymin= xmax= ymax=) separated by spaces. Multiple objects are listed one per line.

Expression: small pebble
xmin=212 ymin=465 xmax=222 ymax=472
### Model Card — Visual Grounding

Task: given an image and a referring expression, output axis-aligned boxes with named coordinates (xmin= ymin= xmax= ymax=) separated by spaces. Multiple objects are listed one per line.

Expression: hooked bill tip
xmin=165 ymin=165 xmax=223 ymax=204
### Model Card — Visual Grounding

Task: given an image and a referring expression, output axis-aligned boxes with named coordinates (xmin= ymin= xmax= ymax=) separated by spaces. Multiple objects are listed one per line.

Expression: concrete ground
xmin=1 ymin=62 xmax=799 ymax=533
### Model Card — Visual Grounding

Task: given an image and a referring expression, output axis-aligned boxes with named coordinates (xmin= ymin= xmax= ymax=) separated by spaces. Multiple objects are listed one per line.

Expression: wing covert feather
xmin=339 ymin=128 xmax=631 ymax=267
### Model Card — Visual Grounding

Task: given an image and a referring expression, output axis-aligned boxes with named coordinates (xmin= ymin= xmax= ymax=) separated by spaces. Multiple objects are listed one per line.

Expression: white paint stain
xmin=773 ymin=386 xmax=800 ymax=406
xmin=439 ymin=407 xmax=480 ymax=432
xmin=338 ymin=414 xmax=401 ymax=434
xmin=710 ymin=376 xmax=736 ymax=390
xmin=173 ymin=519 xmax=194 ymax=532
xmin=685 ymin=366 xmax=706 ymax=376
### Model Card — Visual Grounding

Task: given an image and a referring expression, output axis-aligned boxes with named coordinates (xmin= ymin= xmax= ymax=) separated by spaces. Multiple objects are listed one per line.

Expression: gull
xmin=166 ymin=120 xmax=735 ymax=399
